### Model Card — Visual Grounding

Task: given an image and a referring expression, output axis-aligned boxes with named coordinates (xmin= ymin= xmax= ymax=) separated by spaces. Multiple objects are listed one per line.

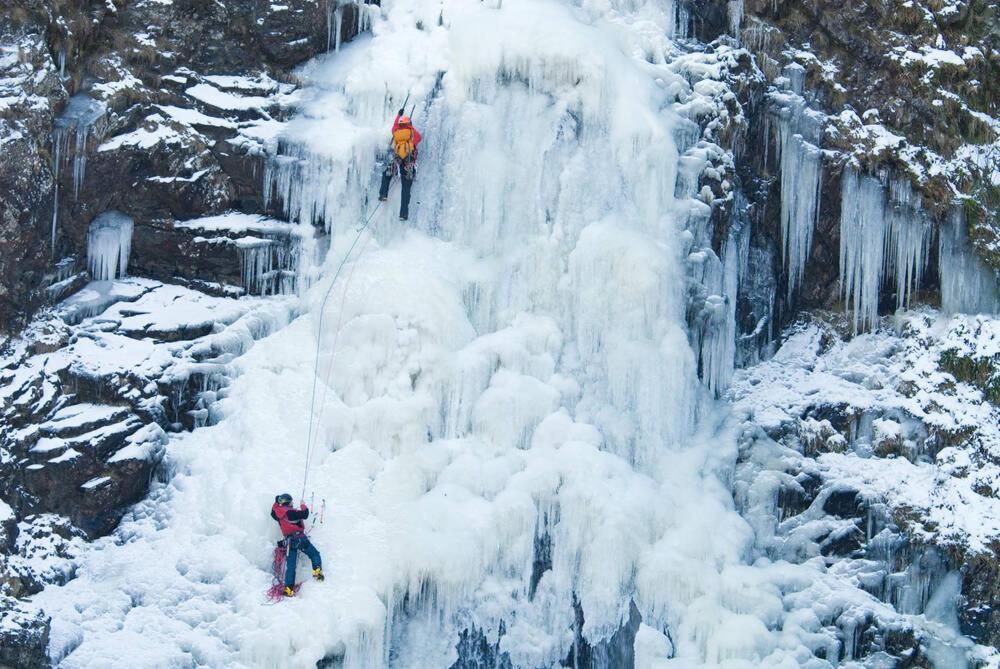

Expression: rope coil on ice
xmin=301 ymin=200 xmax=383 ymax=501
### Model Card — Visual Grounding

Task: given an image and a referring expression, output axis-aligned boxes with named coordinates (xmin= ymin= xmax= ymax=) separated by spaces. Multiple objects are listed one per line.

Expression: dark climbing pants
xmin=379 ymin=159 xmax=415 ymax=219
xmin=284 ymin=534 xmax=322 ymax=586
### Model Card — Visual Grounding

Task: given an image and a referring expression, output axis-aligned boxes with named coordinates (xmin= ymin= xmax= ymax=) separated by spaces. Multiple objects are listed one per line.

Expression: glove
xmin=398 ymin=108 xmax=404 ymax=116
xmin=300 ymin=503 xmax=308 ymax=511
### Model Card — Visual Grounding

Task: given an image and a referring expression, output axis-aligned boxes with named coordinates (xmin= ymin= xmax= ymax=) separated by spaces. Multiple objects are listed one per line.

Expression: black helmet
xmin=275 ymin=493 xmax=293 ymax=506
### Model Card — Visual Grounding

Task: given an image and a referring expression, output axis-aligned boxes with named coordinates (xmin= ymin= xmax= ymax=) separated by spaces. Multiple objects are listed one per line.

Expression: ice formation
xmin=693 ymin=198 xmax=750 ymax=396
xmin=728 ymin=0 xmax=744 ymax=38
xmin=51 ymin=94 xmax=106 ymax=251
xmin=26 ymin=0 xmax=989 ymax=667
xmin=939 ymin=207 xmax=1000 ymax=315
xmin=328 ymin=2 xmax=377 ymax=52
xmin=839 ymin=166 xmax=934 ymax=331
xmin=771 ymin=70 xmax=822 ymax=301
xmin=86 ymin=211 xmax=133 ymax=281
xmin=238 ymin=238 xmax=300 ymax=296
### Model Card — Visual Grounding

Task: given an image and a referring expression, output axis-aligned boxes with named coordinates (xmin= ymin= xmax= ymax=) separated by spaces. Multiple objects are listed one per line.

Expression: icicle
xmin=772 ymin=73 xmax=822 ymax=301
xmin=839 ymin=169 xmax=936 ymax=329
xmin=73 ymin=124 xmax=90 ymax=199
xmin=668 ymin=0 xmax=689 ymax=39
xmin=50 ymin=131 xmax=64 ymax=254
xmin=334 ymin=6 xmax=345 ymax=52
xmin=236 ymin=237 xmax=300 ymax=296
xmin=885 ymin=178 xmax=932 ymax=310
xmin=87 ymin=212 xmax=133 ymax=281
xmin=51 ymin=95 xmax=106 ymax=254
xmin=239 ymin=240 xmax=275 ymax=295
xmin=784 ymin=63 xmax=805 ymax=95
xmin=839 ymin=166 xmax=887 ymax=332
xmin=775 ymin=120 xmax=821 ymax=300
xmin=728 ymin=0 xmax=743 ymax=38
xmin=939 ymin=206 xmax=1000 ymax=315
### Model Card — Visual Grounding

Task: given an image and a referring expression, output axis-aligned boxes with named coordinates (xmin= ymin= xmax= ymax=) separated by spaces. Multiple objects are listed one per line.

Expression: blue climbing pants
xmin=284 ymin=534 xmax=322 ymax=587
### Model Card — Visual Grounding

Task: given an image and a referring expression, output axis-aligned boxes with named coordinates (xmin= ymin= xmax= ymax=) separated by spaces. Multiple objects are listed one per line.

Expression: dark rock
xmin=0 ymin=605 xmax=51 ymax=669
xmin=822 ymin=487 xmax=864 ymax=519
xmin=451 ymin=623 xmax=513 ymax=669
xmin=563 ymin=599 xmax=643 ymax=669
xmin=820 ymin=522 xmax=865 ymax=557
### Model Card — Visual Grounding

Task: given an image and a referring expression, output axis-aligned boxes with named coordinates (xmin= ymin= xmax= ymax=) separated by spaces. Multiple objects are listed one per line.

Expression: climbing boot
xmin=379 ymin=196 xmax=388 ymax=202
xmin=313 ymin=568 xmax=325 ymax=581
xmin=283 ymin=586 xmax=295 ymax=597
xmin=399 ymin=215 xmax=407 ymax=222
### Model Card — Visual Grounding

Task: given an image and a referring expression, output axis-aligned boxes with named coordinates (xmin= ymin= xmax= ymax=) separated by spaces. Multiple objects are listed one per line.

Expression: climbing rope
xmin=300 ymin=199 xmax=383 ymax=501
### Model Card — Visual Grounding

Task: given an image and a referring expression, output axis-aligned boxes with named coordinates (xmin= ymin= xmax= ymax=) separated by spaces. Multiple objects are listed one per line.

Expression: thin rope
xmin=301 ymin=200 xmax=382 ymax=501
xmin=310 ymin=226 xmax=378 ymax=457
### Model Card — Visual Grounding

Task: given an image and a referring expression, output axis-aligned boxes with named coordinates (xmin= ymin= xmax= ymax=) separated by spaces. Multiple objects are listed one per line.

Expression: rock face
xmin=0 ymin=0 xmax=996 ymax=666
xmin=0 ymin=0 xmax=367 ymax=331
xmin=0 ymin=29 xmax=62 ymax=332
xmin=732 ymin=312 xmax=1000 ymax=655
xmin=0 ymin=280 xmax=295 ymax=665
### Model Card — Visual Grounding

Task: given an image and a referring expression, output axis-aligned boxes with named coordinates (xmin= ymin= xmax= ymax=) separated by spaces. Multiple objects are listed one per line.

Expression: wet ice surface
xmin=24 ymin=0 xmax=999 ymax=667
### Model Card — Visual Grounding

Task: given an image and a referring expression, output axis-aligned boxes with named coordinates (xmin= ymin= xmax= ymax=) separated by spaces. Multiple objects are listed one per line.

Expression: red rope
xmin=266 ymin=544 xmax=300 ymax=602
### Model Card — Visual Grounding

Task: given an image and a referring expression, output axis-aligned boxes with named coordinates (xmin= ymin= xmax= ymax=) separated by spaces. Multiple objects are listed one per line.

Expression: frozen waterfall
xmin=26 ymin=0 xmax=982 ymax=667
xmin=839 ymin=166 xmax=934 ymax=332
xmin=51 ymin=94 xmax=107 ymax=253
xmin=86 ymin=211 xmax=133 ymax=281
xmin=940 ymin=207 xmax=1000 ymax=315
xmin=771 ymin=69 xmax=822 ymax=302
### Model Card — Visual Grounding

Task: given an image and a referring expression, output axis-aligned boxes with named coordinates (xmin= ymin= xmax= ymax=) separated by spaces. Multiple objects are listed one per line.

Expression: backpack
xmin=393 ymin=127 xmax=415 ymax=160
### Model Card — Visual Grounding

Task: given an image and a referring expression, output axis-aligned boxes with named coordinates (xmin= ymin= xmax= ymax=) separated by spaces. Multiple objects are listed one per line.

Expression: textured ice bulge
xmin=86 ymin=211 xmax=133 ymax=281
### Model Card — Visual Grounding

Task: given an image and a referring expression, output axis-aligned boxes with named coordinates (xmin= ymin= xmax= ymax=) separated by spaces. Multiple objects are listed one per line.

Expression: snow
xmin=98 ymin=115 xmax=184 ymax=152
xmin=20 ymin=0 xmax=997 ymax=667
xmin=80 ymin=477 xmax=112 ymax=491
xmin=0 ymin=499 xmax=13 ymax=523
xmin=185 ymin=83 xmax=284 ymax=111
xmin=731 ymin=314 xmax=1000 ymax=554
xmin=40 ymin=404 xmax=129 ymax=436
xmin=203 ymin=74 xmax=280 ymax=94
xmin=156 ymin=104 xmax=237 ymax=129
xmin=175 ymin=212 xmax=307 ymax=236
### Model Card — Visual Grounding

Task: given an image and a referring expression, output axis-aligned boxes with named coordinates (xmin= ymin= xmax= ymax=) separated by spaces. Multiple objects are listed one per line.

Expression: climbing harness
xmin=299 ymin=94 xmax=423 ymax=502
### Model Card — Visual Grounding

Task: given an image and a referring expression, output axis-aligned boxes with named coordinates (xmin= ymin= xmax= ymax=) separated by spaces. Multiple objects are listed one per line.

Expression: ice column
xmin=771 ymin=69 xmax=822 ymax=301
xmin=699 ymin=216 xmax=750 ymax=395
xmin=87 ymin=212 xmax=133 ymax=281
xmin=939 ymin=207 xmax=1000 ymax=314
xmin=728 ymin=0 xmax=744 ymax=38
xmin=839 ymin=167 xmax=887 ymax=332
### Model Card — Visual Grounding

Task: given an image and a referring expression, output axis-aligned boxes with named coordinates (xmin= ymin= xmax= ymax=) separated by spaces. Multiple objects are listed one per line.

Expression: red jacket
xmin=271 ymin=502 xmax=309 ymax=537
xmin=392 ymin=113 xmax=422 ymax=148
